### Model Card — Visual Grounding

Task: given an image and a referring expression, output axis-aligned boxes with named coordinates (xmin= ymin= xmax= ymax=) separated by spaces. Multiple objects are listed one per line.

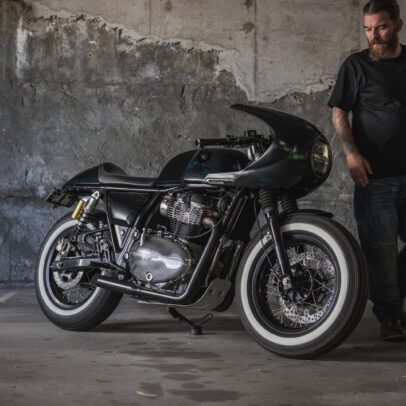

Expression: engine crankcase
xmin=129 ymin=235 xmax=193 ymax=283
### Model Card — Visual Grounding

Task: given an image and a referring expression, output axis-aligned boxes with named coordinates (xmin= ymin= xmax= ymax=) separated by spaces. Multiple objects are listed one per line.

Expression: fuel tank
xmin=156 ymin=148 xmax=249 ymax=186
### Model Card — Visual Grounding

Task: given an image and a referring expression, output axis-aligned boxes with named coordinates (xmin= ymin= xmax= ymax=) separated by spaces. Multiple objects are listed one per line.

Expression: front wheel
xmin=236 ymin=214 xmax=368 ymax=359
xmin=35 ymin=214 xmax=122 ymax=331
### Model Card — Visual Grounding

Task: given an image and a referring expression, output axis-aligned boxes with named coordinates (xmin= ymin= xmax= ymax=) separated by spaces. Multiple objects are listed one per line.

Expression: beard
xmin=369 ymin=31 xmax=399 ymax=61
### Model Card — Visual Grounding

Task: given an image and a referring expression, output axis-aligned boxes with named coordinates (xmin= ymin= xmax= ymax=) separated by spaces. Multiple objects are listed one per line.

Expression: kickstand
xmin=167 ymin=307 xmax=212 ymax=335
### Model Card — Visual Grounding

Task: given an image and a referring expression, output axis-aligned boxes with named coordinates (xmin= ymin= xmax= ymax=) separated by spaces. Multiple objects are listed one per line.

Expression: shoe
xmin=380 ymin=320 xmax=406 ymax=342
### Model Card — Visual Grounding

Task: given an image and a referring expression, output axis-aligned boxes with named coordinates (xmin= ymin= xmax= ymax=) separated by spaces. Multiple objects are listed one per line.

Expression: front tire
xmin=236 ymin=214 xmax=368 ymax=359
xmin=35 ymin=214 xmax=122 ymax=331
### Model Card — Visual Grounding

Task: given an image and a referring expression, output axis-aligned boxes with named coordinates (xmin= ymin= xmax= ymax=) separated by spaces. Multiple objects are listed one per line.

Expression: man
xmin=329 ymin=0 xmax=406 ymax=341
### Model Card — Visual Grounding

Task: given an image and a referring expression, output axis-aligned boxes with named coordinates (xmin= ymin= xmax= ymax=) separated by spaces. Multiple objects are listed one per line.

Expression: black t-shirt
xmin=328 ymin=45 xmax=406 ymax=176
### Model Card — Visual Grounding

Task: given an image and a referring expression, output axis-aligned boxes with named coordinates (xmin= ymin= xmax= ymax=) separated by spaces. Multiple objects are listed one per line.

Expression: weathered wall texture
xmin=1 ymin=0 xmax=406 ymax=285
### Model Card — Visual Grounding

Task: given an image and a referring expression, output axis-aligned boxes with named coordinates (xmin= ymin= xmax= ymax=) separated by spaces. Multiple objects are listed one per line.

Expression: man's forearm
xmin=332 ymin=107 xmax=359 ymax=156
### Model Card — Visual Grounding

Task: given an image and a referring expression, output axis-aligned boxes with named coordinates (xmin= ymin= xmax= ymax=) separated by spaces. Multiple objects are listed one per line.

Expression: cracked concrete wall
xmin=1 ymin=0 xmax=406 ymax=285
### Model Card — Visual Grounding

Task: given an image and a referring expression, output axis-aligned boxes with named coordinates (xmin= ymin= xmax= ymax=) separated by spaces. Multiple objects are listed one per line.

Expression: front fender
xmin=283 ymin=209 xmax=333 ymax=220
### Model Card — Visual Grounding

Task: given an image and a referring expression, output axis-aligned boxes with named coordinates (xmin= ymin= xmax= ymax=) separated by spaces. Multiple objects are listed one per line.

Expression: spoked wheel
xmin=35 ymin=214 xmax=122 ymax=331
xmin=237 ymin=215 xmax=368 ymax=359
xmin=254 ymin=238 xmax=338 ymax=332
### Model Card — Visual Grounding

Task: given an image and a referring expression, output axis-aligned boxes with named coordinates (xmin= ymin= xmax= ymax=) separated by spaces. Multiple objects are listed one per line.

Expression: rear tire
xmin=236 ymin=214 xmax=368 ymax=359
xmin=35 ymin=214 xmax=122 ymax=331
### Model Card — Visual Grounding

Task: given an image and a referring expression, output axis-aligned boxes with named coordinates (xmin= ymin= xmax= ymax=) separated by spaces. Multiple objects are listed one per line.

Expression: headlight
xmin=311 ymin=141 xmax=332 ymax=178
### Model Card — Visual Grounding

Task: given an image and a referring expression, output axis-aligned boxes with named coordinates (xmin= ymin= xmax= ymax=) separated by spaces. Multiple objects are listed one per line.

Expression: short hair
xmin=363 ymin=0 xmax=400 ymax=22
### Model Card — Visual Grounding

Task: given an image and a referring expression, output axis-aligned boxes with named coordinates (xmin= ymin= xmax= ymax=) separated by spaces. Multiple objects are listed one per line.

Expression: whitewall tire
xmin=35 ymin=214 xmax=122 ymax=331
xmin=236 ymin=214 xmax=368 ymax=358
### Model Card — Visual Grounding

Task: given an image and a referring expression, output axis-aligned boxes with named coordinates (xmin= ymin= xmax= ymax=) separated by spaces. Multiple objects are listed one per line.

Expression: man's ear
xmin=395 ymin=18 xmax=403 ymax=32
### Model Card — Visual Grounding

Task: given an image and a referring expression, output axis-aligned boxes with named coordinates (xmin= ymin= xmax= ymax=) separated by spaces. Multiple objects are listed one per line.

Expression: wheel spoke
xmin=265 ymin=286 xmax=281 ymax=297
xmin=314 ymin=280 xmax=334 ymax=293
xmin=257 ymin=236 xmax=339 ymax=332
xmin=311 ymin=292 xmax=320 ymax=312
xmin=46 ymin=226 xmax=101 ymax=306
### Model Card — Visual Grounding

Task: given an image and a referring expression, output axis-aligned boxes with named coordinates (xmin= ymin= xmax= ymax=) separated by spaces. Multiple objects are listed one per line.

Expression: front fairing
xmin=214 ymin=105 xmax=332 ymax=197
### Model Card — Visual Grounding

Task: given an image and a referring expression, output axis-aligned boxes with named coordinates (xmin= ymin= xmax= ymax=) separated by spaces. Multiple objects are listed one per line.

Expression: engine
xmin=128 ymin=192 xmax=219 ymax=286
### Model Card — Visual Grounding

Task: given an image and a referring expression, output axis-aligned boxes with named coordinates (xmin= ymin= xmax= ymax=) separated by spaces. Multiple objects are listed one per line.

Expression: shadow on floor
xmin=321 ymin=343 xmax=406 ymax=363
xmin=94 ymin=312 xmax=406 ymax=363
xmin=93 ymin=316 xmax=245 ymax=335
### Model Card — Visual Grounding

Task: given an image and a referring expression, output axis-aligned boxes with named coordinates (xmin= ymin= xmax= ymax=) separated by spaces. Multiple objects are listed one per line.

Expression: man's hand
xmin=331 ymin=107 xmax=373 ymax=186
xmin=346 ymin=152 xmax=373 ymax=187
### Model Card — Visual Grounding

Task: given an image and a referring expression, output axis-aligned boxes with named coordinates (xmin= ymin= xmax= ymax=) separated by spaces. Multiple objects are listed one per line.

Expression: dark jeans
xmin=354 ymin=175 xmax=406 ymax=322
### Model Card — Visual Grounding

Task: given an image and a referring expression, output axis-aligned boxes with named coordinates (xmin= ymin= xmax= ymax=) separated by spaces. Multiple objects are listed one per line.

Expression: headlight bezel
xmin=311 ymin=140 xmax=332 ymax=178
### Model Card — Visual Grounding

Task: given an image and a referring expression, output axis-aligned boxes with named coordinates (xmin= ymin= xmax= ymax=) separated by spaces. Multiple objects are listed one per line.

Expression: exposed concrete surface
xmin=1 ymin=289 xmax=406 ymax=405
xmin=1 ymin=0 xmax=406 ymax=284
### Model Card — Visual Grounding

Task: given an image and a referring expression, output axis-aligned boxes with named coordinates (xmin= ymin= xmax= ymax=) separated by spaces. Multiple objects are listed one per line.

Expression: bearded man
xmin=329 ymin=0 xmax=406 ymax=341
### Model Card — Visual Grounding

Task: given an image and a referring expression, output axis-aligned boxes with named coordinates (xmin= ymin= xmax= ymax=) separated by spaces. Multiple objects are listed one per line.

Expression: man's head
xmin=363 ymin=0 xmax=403 ymax=61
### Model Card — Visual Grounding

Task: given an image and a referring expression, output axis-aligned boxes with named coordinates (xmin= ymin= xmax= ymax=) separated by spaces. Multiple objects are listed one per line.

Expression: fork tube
xmin=258 ymin=190 xmax=294 ymax=291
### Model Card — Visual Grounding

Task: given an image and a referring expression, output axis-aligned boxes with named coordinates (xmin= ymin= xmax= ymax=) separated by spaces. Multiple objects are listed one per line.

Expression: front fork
xmin=258 ymin=190 xmax=297 ymax=294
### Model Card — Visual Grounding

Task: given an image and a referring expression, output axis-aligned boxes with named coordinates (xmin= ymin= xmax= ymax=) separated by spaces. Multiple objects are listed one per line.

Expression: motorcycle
xmin=35 ymin=104 xmax=368 ymax=358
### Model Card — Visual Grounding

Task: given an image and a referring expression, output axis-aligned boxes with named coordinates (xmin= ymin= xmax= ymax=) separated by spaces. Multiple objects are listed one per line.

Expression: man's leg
xmin=397 ymin=248 xmax=406 ymax=301
xmin=354 ymin=178 xmax=403 ymax=334
xmin=397 ymin=177 xmax=406 ymax=315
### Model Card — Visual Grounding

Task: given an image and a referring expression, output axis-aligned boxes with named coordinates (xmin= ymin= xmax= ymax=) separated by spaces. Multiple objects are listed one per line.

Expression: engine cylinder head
xmin=160 ymin=193 xmax=205 ymax=237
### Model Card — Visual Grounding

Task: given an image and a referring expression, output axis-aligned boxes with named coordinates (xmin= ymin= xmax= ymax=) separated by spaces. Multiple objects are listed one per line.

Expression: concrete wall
xmin=1 ymin=0 xmax=406 ymax=285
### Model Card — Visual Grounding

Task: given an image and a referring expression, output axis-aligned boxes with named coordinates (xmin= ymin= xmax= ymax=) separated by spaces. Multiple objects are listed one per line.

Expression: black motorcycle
xmin=35 ymin=104 xmax=368 ymax=358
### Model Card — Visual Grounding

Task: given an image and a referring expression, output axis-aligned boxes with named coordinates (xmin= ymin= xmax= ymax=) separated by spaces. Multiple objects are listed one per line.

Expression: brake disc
xmin=269 ymin=245 xmax=336 ymax=325
xmin=53 ymin=270 xmax=84 ymax=290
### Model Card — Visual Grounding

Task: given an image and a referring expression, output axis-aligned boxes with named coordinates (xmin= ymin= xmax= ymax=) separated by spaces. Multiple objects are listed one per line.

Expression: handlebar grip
xmin=195 ymin=138 xmax=231 ymax=148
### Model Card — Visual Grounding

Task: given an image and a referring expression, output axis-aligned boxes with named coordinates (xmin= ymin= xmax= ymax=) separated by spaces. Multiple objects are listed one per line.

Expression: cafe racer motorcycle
xmin=35 ymin=104 xmax=368 ymax=358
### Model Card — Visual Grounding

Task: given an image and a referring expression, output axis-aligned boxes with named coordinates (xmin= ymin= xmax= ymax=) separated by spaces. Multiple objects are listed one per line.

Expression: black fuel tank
xmin=156 ymin=148 xmax=248 ymax=186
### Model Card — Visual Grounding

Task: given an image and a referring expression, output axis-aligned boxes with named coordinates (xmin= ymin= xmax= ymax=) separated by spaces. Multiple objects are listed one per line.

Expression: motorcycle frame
xmin=51 ymin=182 xmax=332 ymax=309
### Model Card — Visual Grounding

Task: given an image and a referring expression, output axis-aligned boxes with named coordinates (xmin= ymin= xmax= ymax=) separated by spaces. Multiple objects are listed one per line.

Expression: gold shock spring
xmin=72 ymin=199 xmax=86 ymax=220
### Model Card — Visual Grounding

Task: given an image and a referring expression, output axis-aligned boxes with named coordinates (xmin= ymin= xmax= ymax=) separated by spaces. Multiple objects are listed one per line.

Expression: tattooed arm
xmin=332 ymin=107 xmax=373 ymax=187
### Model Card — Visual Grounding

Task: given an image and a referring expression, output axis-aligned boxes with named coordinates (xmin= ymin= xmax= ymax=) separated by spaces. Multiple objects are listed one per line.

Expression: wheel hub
xmin=284 ymin=266 xmax=314 ymax=304
xmin=266 ymin=245 xmax=336 ymax=326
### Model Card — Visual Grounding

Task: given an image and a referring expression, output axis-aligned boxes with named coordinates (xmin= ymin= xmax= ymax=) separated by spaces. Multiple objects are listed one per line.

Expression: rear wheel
xmin=35 ymin=214 xmax=122 ymax=331
xmin=236 ymin=214 xmax=368 ymax=358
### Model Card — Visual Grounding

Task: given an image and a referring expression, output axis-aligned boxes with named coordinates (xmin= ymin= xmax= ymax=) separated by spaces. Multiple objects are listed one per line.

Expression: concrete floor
xmin=1 ymin=289 xmax=406 ymax=406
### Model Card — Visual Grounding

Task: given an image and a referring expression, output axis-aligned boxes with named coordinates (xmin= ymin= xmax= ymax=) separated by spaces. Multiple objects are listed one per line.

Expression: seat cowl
xmin=63 ymin=165 xmax=100 ymax=188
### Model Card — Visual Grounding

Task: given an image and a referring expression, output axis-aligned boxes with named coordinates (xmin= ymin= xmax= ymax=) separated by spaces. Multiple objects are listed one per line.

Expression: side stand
xmin=167 ymin=307 xmax=212 ymax=335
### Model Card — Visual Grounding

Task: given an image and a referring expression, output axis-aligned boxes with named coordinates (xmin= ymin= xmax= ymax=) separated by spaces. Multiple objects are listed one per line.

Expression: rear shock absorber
xmin=71 ymin=191 xmax=101 ymax=240
xmin=72 ymin=191 xmax=100 ymax=225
